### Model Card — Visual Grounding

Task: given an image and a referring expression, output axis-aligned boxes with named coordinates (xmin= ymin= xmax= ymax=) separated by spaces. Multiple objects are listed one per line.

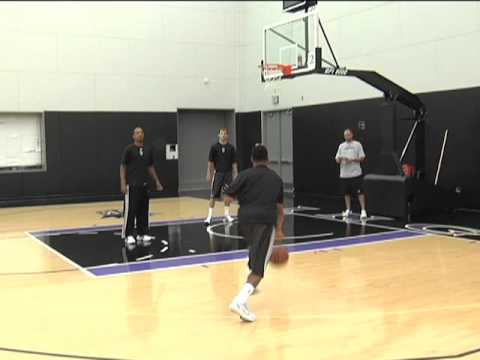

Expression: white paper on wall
xmin=0 ymin=114 xmax=44 ymax=168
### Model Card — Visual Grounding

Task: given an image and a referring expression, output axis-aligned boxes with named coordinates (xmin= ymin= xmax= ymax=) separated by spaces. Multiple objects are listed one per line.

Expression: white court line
xmin=206 ymin=221 xmax=334 ymax=240
xmin=294 ymin=212 xmax=420 ymax=233
xmin=405 ymin=223 xmax=480 ymax=241
xmin=25 ymin=231 xmax=95 ymax=278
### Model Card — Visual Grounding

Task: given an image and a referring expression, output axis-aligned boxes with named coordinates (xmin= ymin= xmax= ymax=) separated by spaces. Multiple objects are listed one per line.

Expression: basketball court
xmin=0 ymin=1 xmax=480 ymax=359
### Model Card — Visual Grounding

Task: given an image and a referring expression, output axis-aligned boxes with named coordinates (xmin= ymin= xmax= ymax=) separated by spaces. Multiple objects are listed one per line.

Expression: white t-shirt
xmin=335 ymin=140 xmax=366 ymax=178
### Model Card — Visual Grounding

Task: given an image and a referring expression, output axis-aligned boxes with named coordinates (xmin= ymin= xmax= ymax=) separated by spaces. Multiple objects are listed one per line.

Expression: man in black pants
xmin=224 ymin=144 xmax=285 ymax=322
xmin=204 ymin=128 xmax=238 ymax=225
xmin=120 ymin=127 xmax=163 ymax=249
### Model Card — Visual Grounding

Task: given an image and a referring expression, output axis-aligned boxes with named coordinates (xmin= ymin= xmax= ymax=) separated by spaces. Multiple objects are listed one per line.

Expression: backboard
xmin=262 ymin=10 xmax=321 ymax=81
xmin=283 ymin=0 xmax=318 ymax=13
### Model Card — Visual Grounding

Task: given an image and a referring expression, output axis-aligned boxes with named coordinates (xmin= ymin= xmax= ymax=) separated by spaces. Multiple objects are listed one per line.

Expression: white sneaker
xmin=360 ymin=210 xmax=368 ymax=220
xmin=137 ymin=234 xmax=155 ymax=246
xmin=204 ymin=216 xmax=212 ymax=226
xmin=342 ymin=209 xmax=351 ymax=218
xmin=225 ymin=215 xmax=235 ymax=223
xmin=125 ymin=236 xmax=136 ymax=250
xmin=229 ymin=300 xmax=256 ymax=322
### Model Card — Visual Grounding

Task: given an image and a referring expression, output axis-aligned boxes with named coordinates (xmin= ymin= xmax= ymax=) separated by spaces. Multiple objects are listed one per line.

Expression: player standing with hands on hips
xmin=335 ymin=128 xmax=368 ymax=220
xmin=120 ymin=127 xmax=163 ymax=249
xmin=204 ymin=128 xmax=238 ymax=225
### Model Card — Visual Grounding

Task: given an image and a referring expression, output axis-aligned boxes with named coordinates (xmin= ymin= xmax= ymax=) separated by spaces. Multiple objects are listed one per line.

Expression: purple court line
xmin=87 ymin=230 xmax=422 ymax=277
xmin=29 ymin=217 xmax=223 ymax=237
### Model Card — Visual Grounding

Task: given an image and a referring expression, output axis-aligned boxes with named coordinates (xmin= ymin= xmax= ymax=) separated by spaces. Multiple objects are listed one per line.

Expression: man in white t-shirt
xmin=335 ymin=129 xmax=368 ymax=220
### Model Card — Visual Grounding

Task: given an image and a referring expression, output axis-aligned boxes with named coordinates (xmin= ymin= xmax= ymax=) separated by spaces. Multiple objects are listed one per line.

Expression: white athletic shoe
xmin=360 ymin=210 xmax=368 ymax=220
xmin=229 ymin=300 xmax=256 ymax=322
xmin=204 ymin=216 xmax=212 ymax=226
xmin=225 ymin=215 xmax=235 ymax=223
xmin=138 ymin=234 xmax=155 ymax=246
xmin=342 ymin=209 xmax=351 ymax=218
xmin=125 ymin=236 xmax=136 ymax=250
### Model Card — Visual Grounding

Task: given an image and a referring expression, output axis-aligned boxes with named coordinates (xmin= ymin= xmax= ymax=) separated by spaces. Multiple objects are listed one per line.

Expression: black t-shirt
xmin=208 ymin=142 xmax=237 ymax=173
xmin=223 ymin=165 xmax=284 ymax=225
xmin=121 ymin=144 xmax=154 ymax=186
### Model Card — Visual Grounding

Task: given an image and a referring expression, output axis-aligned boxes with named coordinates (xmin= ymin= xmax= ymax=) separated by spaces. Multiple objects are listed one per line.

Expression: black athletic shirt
xmin=121 ymin=144 xmax=154 ymax=186
xmin=208 ymin=142 xmax=237 ymax=173
xmin=224 ymin=165 xmax=284 ymax=225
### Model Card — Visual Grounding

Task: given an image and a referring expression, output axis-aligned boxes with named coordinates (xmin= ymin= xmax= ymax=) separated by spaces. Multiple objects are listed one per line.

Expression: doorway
xmin=262 ymin=109 xmax=294 ymax=192
xmin=177 ymin=109 xmax=236 ymax=193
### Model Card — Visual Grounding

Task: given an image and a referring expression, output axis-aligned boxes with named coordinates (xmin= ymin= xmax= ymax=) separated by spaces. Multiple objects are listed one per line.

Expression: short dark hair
xmin=251 ymin=143 xmax=268 ymax=162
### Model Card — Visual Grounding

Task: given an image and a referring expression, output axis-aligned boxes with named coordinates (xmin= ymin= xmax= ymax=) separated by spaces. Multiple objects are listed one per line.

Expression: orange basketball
xmin=270 ymin=245 xmax=289 ymax=266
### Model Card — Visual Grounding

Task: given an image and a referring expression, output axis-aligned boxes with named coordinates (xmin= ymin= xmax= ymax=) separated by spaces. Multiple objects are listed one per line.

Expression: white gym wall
xmin=0 ymin=1 xmax=241 ymax=112
xmin=238 ymin=1 xmax=480 ymax=111
xmin=0 ymin=2 xmax=478 ymax=113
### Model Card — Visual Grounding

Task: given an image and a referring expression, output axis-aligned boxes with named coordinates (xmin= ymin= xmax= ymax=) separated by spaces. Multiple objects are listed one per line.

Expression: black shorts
xmin=239 ymin=223 xmax=276 ymax=278
xmin=341 ymin=175 xmax=364 ymax=196
xmin=210 ymin=171 xmax=233 ymax=199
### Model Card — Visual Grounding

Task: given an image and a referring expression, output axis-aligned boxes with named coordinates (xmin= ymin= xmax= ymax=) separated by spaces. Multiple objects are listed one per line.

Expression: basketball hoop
xmin=262 ymin=63 xmax=293 ymax=81
xmin=261 ymin=63 xmax=293 ymax=93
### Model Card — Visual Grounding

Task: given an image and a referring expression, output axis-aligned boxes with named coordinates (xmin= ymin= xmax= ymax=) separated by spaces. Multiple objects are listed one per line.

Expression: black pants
xmin=122 ymin=184 xmax=149 ymax=239
xmin=239 ymin=223 xmax=275 ymax=278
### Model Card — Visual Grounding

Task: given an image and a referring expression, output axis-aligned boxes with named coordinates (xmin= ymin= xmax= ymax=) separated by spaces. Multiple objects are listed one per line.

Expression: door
xmin=177 ymin=109 xmax=235 ymax=192
xmin=262 ymin=109 xmax=294 ymax=192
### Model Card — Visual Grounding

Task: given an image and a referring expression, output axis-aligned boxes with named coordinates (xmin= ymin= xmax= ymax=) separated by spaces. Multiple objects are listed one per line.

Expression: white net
xmin=262 ymin=64 xmax=283 ymax=96
xmin=262 ymin=64 xmax=291 ymax=95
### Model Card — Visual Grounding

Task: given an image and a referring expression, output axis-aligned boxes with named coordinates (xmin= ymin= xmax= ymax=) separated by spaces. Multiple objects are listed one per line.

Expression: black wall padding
xmin=293 ymin=86 xmax=480 ymax=209
xmin=235 ymin=111 xmax=262 ymax=171
xmin=293 ymin=97 xmax=387 ymax=199
xmin=363 ymin=174 xmax=412 ymax=219
xmin=0 ymin=111 xmax=178 ymax=207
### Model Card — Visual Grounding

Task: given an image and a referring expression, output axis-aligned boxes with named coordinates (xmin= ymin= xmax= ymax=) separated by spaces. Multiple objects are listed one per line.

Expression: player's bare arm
xmin=276 ymin=203 xmax=285 ymax=242
xmin=120 ymin=164 xmax=127 ymax=194
xmin=148 ymin=166 xmax=163 ymax=191
xmin=232 ymin=162 xmax=238 ymax=179
xmin=206 ymin=161 xmax=215 ymax=182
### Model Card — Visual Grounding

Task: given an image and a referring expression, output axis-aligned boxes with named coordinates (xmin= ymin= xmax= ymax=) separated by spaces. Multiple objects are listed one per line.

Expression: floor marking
xmin=294 ymin=212 xmax=417 ymax=233
xmin=86 ymin=231 xmax=427 ymax=278
xmin=405 ymin=223 xmax=480 ymax=239
xmin=25 ymin=206 xmax=429 ymax=279
xmin=25 ymin=231 xmax=95 ymax=278
xmin=0 ymin=346 xmax=131 ymax=360
xmin=28 ymin=217 xmax=223 ymax=237
xmin=0 ymin=268 xmax=78 ymax=276
xmin=206 ymin=221 xmax=334 ymax=241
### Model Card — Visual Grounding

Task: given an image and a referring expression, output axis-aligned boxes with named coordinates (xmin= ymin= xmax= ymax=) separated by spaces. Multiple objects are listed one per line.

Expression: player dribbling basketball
xmin=224 ymin=144 xmax=285 ymax=322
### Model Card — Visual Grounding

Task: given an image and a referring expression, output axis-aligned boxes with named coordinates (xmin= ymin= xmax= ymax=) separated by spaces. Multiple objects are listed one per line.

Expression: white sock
xmin=207 ymin=208 xmax=213 ymax=219
xmin=224 ymin=206 xmax=230 ymax=217
xmin=235 ymin=283 xmax=255 ymax=304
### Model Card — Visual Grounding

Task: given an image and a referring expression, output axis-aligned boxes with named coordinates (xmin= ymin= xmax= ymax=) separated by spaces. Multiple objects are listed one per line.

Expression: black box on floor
xmin=364 ymin=174 xmax=413 ymax=220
